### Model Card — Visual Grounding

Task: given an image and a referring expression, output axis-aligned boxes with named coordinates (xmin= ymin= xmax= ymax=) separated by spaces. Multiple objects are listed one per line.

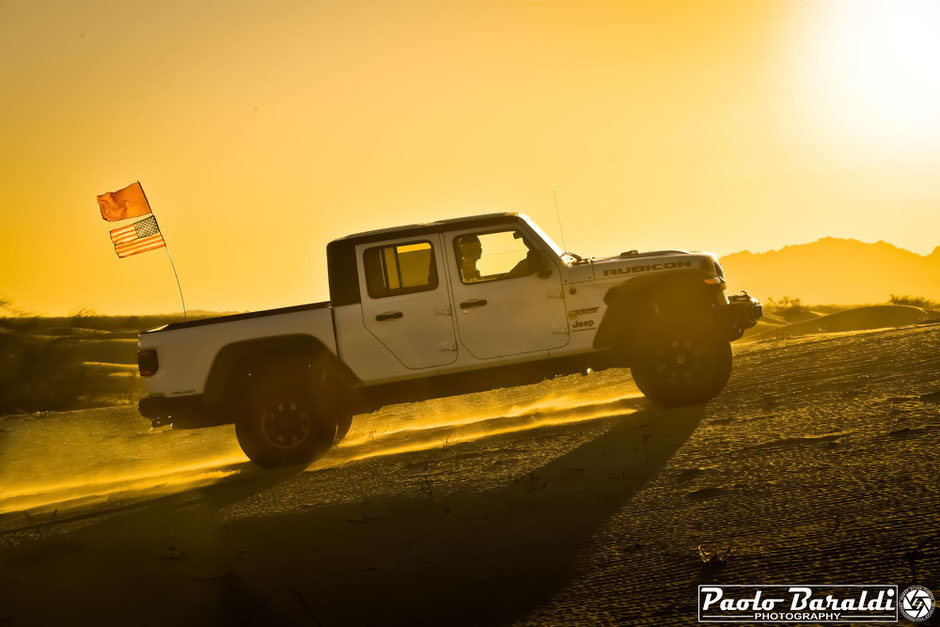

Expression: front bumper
xmin=138 ymin=395 xmax=228 ymax=429
xmin=725 ymin=292 xmax=763 ymax=340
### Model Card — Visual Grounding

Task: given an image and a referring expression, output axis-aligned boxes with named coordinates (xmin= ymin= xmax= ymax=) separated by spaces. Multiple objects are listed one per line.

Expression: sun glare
xmin=801 ymin=0 xmax=940 ymax=155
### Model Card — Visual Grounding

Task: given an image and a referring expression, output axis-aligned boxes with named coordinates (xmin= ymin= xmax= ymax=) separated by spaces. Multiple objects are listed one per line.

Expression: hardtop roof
xmin=330 ymin=212 xmax=523 ymax=244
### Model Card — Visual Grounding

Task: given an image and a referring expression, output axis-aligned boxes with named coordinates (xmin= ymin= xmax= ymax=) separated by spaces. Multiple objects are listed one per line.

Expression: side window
xmin=363 ymin=241 xmax=438 ymax=298
xmin=454 ymin=230 xmax=536 ymax=283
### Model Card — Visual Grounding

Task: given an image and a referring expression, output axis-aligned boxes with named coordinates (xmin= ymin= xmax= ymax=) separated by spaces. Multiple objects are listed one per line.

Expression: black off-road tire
xmin=235 ymin=359 xmax=339 ymax=469
xmin=629 ymin=319 xmax=732 ymax=407
xmin=334 ymin=413 xmax=353 ymax=444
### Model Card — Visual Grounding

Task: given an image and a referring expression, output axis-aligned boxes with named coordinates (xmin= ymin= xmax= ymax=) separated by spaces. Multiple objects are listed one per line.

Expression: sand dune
xmin=747 ymin=304 xmax=936 ymax=340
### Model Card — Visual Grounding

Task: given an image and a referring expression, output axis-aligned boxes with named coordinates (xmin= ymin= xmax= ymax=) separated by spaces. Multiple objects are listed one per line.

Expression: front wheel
xmin=629 ymin=320 xmax=732 ymax=407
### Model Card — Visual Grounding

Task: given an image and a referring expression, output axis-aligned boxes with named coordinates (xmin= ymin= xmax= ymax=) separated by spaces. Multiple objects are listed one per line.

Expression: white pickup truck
xmin=137 ymin=213 xmax=761 ymax=467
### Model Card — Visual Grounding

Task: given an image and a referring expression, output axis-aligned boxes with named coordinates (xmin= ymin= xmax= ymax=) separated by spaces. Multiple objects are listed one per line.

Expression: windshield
xmin=519 ymin=214 xmax=565 ymax=258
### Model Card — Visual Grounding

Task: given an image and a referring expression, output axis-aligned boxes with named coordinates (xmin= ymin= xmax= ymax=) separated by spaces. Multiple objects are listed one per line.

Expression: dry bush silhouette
xmin=0 ymin=295 xmax=37 ymax=329
xmin=0 ymin=298 xmax=101 ymax=415
xmin=889 ymin=294 xmax=936 ymax=309
xmin=67 ymin=305 xmax=99 ymax=328
xmin=766 ymin=296 xmax=809 ymax=324
xmin=0 ymin=330 xmax=99 ymax=415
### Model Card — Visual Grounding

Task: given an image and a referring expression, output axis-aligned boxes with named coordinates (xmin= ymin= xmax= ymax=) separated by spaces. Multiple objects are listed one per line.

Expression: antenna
xmin=552 ymin=189 xmax=568 ymax=252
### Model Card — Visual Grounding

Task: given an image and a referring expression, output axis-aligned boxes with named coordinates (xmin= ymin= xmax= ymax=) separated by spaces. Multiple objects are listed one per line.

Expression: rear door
xmin=356 ymin=235 xmax=458 ymax=369
xmin=444 ymin=226 xmax=569 ymax=359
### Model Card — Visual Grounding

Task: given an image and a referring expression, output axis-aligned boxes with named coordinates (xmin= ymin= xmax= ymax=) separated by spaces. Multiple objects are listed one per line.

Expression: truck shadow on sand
xmin=0 ymin=403 xmax=705 ymax=626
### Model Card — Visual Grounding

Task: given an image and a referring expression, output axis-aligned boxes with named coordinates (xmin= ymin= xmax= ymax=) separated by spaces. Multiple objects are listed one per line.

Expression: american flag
xmin=109 ymin=215 xmax=166 ymax=258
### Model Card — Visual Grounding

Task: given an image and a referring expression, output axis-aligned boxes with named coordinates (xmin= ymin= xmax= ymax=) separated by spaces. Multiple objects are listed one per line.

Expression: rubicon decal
xmin=602 ymin=260 xmax=693 ymax=276
xmin=698 ymin=585 xmax=899 ymax=623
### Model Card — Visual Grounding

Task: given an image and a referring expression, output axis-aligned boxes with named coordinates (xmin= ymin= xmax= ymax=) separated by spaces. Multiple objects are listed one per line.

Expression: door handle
xmin=459 ymin=299 xmax=488 ymax=309
xmin=375 ymin=311 xmax=403 ymax=321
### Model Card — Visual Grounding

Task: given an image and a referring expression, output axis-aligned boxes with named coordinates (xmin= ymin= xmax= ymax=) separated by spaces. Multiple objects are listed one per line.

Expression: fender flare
xmin=593 ymin=270 xmax=717 ymax=351
xmin=202 ymin=334 xmax=361 ymax=407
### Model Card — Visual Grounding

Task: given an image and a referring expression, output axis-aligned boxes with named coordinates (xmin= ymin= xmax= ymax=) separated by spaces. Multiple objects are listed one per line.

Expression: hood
xmin=596 ymin=249 xmax=691 ymax=263
xmin=589 ymin=249 xmax=721 ymax=280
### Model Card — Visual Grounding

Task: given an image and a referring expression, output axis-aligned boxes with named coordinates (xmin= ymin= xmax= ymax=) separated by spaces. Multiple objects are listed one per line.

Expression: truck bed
xmin=138 ymin=301 xmax=336 ymax=402
xmin=143 ymin=301 xmax=331 ymax=334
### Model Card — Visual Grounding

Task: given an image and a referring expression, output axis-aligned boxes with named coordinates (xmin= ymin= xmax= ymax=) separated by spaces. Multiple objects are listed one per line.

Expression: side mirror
xmin=532 ymin=250 xmax=553 ymax=279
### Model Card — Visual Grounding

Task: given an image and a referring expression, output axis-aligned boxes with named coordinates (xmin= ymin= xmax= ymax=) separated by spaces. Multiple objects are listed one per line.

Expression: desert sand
xmin=0 ymin=321 xmax=938 ymax=625
xmin=744 ymin=304 xmax=936 ymax=341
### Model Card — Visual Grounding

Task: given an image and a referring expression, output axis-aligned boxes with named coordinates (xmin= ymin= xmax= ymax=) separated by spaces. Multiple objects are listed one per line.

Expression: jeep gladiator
xmin=137 ymin=213 xmax=762 ymax=467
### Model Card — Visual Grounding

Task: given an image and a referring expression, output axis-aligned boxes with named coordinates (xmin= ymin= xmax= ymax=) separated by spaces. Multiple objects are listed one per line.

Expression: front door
xmin=357 ymin=236 xmax=458 ymax=369
xmin=444 ymin=227 xmax=569 ymax=359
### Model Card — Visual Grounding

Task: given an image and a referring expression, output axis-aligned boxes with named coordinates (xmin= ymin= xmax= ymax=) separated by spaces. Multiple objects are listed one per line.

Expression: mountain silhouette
xmin=720 ymin=237 xmax=940 ymax=305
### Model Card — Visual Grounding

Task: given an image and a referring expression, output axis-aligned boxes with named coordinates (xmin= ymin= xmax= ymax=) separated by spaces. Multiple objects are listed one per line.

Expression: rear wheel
xmin=334 ymin=413 xmax=353 ymax=444
xmin=235 ymin=359 xmax=340 ymax=468
xmin=629 ymin=319 xmax=732 ymax=407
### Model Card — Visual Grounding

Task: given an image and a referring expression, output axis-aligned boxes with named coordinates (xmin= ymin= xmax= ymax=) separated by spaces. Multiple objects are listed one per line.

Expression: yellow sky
xmin=1 ymin=0 xmax=938 ymax=315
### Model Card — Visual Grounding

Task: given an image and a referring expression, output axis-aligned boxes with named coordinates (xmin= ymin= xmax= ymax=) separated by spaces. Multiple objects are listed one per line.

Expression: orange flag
xmin=97 ymin=182 xmax=152 ymax=222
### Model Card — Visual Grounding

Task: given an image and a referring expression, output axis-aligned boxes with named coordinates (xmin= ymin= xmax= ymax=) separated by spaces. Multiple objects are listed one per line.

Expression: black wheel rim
xmin=260 ymin=398 xmax=313 ymax=449
xmin=652 ymin=336 xmax=704 ymax=386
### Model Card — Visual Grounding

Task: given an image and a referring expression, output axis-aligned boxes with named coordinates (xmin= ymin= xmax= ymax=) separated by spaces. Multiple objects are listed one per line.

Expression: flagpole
xmin=137 ymin=181 xmax=187 ymax=321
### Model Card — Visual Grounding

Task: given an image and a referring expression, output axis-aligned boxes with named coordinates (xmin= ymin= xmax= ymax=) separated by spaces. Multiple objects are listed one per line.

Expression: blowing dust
xmin=0 ymin=370 xmax=643 ymax=517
